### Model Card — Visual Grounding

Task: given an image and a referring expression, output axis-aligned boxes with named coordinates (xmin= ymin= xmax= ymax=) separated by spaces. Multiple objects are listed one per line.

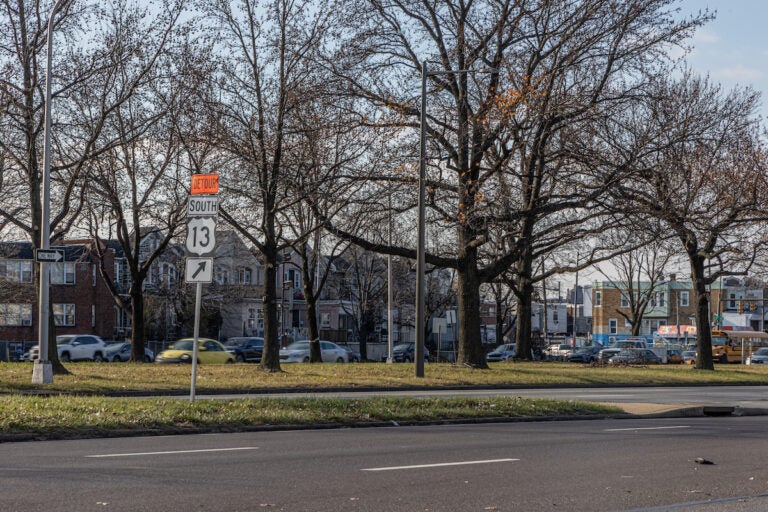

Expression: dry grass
xmin=2 ymin=361 xmax=767 ymax=395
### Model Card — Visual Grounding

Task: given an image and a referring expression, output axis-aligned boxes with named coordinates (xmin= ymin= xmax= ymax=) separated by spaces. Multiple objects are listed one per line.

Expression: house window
xmin=161 ymin=263 xmax=176 ymax=285
xmin=215 ymin=268 xmax=229 ymax=285
xmin=680 ymin=291 xmax=690 ymax=307
xmin=553 ymin=309 xmax=559 ymax=322
xmin=239 ymin=268 xmax=252 ymax=285
xmin=608 ymin=318 xmax=617 ymax=334
xmin=620 ymin=293 xmax=629 ymax=308
xmin=320 ymin=313 xmax=331 ymax=327
xmin=594 ymin=291 xmax=601 ymax=307
xmin=53 ymin=303 xmax=76 ymax=326
xmin=654 ymin=292 xmax=665 ymax=308
xmin=247 ymin=308 xmax=257 ymax=329
xmin=0 ymin=303 xmax=32 ymax=326
xmin=729 ymin=294 xmax=737 ymax=309
xmin=0 ymin=260 xmax=33 ymax=283
xmin=50 ymin=262 xmax=76 ymax=285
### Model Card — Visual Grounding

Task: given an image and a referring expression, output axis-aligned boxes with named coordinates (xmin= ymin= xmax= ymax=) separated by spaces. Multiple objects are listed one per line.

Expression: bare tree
xmin=0 ymin=0 xmax=186 ymax=371
xmin=85 ymin=1 xmax=189 ymax=361
xmin=612 ymin=73 xmax=768 ymax=370
xmin=323 ymin=0 xmax=707 ymax=367
xmin=199 ymin=0 xmax=334 ymax=371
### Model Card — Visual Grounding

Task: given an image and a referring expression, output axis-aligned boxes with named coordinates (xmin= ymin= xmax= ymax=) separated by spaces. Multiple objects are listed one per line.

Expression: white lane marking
xmin=86 ymin=447 xmax=259 ymax=458
xmin=604 ymin=426 xmax=690 ymax=432
xmin=362 ymin=458 xmax=519 ymax=472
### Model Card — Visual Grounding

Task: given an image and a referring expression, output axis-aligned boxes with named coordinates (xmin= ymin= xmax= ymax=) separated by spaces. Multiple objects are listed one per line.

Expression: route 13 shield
xmin=186 ymin=217 xmax=217 ymax=256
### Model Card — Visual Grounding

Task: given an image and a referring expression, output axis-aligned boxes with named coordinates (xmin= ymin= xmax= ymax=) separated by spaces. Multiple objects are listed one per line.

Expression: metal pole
xmin=387 ymin=188 xmax=394 ymax=363
xmin=190 ymin=282 xmax=202 ymax=402
xmin=414 ymin=60 xmax=427 ymax=378
xmin=33 ymin=0 xmax=68 ymax=385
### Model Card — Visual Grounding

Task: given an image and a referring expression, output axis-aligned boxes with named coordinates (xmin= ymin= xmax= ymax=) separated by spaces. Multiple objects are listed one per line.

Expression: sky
xmin=677 ymin=0 xmax=768 ymax=121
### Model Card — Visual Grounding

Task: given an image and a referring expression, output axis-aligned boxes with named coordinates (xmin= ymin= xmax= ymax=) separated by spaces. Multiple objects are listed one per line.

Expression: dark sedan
xmin=380 ymin=343 xmax=430 ymax=363
xmin=567 ymin=345 xmax=602 ymax=363
xmin=224 ymin=337 xmax=264 ymax=363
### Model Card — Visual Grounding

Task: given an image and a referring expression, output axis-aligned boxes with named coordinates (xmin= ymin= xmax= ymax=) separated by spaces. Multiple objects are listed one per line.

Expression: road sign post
xmin=187 ymin=174 xmax=219 ymax=402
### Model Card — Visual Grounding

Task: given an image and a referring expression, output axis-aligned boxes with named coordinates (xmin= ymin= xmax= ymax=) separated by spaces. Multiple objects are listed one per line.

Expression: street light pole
xmin=33 ymin=0 xmax=69 ymax=385
xmin=414 ymin=61 xmax=428 ymax=377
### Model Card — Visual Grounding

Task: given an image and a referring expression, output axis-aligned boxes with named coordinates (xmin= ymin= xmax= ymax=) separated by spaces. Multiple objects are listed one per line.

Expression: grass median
xmin=2 ymin=361 xmax=766 ymax=440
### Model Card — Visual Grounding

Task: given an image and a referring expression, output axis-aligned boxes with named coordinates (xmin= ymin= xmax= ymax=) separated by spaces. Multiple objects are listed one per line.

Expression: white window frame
xmin=320 ymin=312 xmax=331 ymax=328
xmin=620 ymin=293 xmax=629 ymax=308
xmin=53 ymin=303 xmax=76 ymax=326
xmin=50 ymin=262 xmax=76 ymax=285
xmin=680 ymin=291 xmax=690 ymax=307
xmin=608 ymin=318 xmax=618 ymax=334
xmin=594 ymin=291 xmax=601 ymax=307
xmin=0 ymin=303 xmax=32 ymax=326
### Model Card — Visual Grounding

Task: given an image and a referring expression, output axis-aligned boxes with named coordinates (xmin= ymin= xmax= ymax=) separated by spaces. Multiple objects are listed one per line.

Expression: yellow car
xmin=155 ymin=338 xmax=235 ymax=364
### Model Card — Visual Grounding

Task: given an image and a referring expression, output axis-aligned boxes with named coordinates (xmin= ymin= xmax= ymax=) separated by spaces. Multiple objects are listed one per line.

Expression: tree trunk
xmin=515 ymin=282 xmax=535 ymax=360
xmin=456 ymin=258 xmax=487 ymax=368
xmin=260 ymin=242 xmax=282 ymax=371
xmin=301 ymin=248 xmax=322 ymax=363
xmin=690 ymin=256 xmax=715 ymax=370
xmin=130 ymin=287 xmax=146 ymax=362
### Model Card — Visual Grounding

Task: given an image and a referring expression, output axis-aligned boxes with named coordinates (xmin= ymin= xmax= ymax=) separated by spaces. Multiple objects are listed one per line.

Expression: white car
xmin=748 ymin=347 xmax=768 ymax=364
xmin=279 ymin=340 xmax=349 ymax=363
xmin=28 ymin=335 xmax=108 ymax=362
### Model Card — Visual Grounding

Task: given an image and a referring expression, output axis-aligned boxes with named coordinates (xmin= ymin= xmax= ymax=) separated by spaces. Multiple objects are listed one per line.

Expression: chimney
xmin=668 ymin=274 xmax=676 ymax=281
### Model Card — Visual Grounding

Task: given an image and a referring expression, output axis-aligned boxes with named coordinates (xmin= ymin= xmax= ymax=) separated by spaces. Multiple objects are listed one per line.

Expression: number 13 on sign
xmin=186 ymin=217 xmax=217 ymax=256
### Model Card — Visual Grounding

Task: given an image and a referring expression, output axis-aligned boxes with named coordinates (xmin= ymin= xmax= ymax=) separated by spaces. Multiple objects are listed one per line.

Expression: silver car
xmin=279 ymin=340 xmax=349 ymax=363
xmin=748 ymin=347 xmax=768 ymax=364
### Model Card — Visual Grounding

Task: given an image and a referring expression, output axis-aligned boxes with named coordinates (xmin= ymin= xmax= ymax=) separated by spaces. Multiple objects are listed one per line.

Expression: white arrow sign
xmin=186 ymin=217 xmax=217 ymax=256
xmin=185 ymin=257 xmax=213 ymax=283
xmin=35 ymin=248 xmax=64 ymax=262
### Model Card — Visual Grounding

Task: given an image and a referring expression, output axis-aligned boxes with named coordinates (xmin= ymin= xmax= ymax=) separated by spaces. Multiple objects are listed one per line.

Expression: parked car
xmin=666 ymin=349 xmax=684 ymax=364
xmin=224 ymin=337 xmax=264 ymax=363
xmin=106 ymin=342 xmax=154 ymax=362
xmin=544 ymin=344 xmax=573 ymax=360
xmin=748 ymin=347 xmax=768 ymax=365
xmin=597 ymin=347 xmax=623 ymax=364
xmin=567 ymin=345 xmax=602 ymax=363
xmin=379 ymin=342 xmax=430 ymax=363
xmin=342 ymin=345 xmax=362 ymax=363
xmin=155 ymin=338 xmax=235 ymax=364
xmin=280 ymin=340 xmax=349 ymax=363
xmin=486 ymin=343 xmax=516 ymax=362
xmin=608 ymin=349 xmax=662 ymax=365
xmin=682 ymin=350 xmax=697 ymax=364
xmin=28 ymin=335 xmax=109 ymax=362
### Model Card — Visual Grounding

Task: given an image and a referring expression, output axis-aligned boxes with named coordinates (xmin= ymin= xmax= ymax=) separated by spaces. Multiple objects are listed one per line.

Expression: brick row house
xmin=0 ymin=241 xmax=117 ymax=349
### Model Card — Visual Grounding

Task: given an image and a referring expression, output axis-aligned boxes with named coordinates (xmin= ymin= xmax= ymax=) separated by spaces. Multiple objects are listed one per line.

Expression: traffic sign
xmin=186 ymin=217 xmax=217 ymax=256
xmin=188 ymin=196 xmax=218 ymax=216
xmin=190 ymin=174 xmax=219 ymax=195
xmin=185 ymin=258 xmax=213 ymax=283
xmin=35 ymin=248 xmax=64 ymax=263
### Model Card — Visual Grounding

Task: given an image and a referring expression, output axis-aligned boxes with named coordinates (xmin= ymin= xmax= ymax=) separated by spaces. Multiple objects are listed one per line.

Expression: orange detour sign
xmin=190 ymin=174 xmax=219 ymax=195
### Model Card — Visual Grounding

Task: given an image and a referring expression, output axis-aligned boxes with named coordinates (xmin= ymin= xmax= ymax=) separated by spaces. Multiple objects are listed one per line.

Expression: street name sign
xmin=188 ymin=196 xmax=218 ymax=216
xmin=185 ymin=258 xmax=213 ymax=283
xmin=35 ymin=248 xmax=64 ymax=263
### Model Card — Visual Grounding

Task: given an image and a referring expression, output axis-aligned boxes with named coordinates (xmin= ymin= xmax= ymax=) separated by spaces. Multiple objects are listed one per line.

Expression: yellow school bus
xmin=711 ymin=330 xmax=768 ymax=363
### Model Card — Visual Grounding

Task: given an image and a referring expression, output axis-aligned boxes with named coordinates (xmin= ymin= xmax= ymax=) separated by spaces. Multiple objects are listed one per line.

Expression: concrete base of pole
xmin=32 ymin=361 xmax=54 ymax=384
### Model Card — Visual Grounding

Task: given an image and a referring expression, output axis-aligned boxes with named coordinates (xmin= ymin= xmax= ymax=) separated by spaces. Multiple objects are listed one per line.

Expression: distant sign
xmin=35 ymin=248 xmax=64 ymax=263
xmin=190 ymin=174 xmax=219 ymax=195
xmin=187 ymin=196 xmax=218 ymax=216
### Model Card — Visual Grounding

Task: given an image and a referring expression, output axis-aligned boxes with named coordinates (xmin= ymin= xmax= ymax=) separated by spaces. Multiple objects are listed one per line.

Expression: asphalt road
xmin=3 ymin=415 xmax=768 ymax=511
